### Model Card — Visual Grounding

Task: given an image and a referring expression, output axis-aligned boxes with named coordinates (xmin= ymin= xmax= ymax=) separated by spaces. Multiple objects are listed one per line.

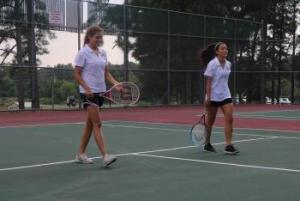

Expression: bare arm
xmin=205 ymin=76 xmax=212 ymax=106
xmin=74 ymin=66 xmax=92 ymax=96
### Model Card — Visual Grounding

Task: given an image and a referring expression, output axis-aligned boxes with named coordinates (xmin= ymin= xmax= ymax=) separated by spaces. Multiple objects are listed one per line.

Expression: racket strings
xmin=190 ymin=114 xmax=208 ymax=146
xmin=110 ymin=83 xmax=140 ymax=105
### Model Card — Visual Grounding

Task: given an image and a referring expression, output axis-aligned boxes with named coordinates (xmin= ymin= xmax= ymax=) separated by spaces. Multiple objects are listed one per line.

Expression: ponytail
xmin=201 ymin=42 xmax=225 ymax=66
xmin=201 ymin=44 xmax=216 ymax=66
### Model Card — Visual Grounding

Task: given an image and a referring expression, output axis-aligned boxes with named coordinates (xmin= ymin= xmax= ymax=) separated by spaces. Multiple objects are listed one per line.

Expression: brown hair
xmin=83 ymin=25 xmax=104 ymax=45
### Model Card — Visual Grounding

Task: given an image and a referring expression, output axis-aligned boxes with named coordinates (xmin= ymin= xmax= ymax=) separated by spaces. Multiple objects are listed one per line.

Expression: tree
xmin=0 ymin=0 xmax=56 ymax=109
xmin=122 ymin=0 xmax=266 ymax=104
xmin=90 ymin=0 xmax=300 ymax=104
xmin=0 ymin=68 xmax=16 ymax=97
xmin=37 ymin=64 xmax=78 ymax=105
xmin=124 ymin=0 xmax=300 ymax=104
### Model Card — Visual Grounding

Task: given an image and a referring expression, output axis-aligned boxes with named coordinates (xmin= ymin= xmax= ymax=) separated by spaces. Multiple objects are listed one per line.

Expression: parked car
xmin=265 ymin=97 xmax=291 ymax=104
xmin=234 ymin=95 xmax=247 ymax=104
xmin=265 ymin=97 xmax=272 ymax=104
xmin=66 ymin=96 xmax=76 ymax=107
xmin=8 ymin=101 xmax=32 ymax=110
xmin=279 ymin=97 xmax=291 ymax=104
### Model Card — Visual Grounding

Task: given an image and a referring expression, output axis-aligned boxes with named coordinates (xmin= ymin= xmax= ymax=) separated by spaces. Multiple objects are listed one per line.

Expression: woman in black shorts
xmin=74 ymin=25 xmax=121 ymax=167
xmin=202 ymin=42 xmax=239 ymax=155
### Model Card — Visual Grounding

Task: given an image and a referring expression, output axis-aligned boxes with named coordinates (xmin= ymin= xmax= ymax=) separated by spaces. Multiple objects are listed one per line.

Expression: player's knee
xmin=92 ymin=121 xmax=102 ymax=128
xmin=226 ymin=116 xmax=233 ymax=124
xmin=206 ymin=119 xmax=213 ymax=127
xmin=206 ymin=116 xmax=216 ymax=127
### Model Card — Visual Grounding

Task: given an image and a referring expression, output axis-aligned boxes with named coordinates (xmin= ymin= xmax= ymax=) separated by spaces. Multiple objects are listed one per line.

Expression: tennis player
xmin=74 ymin=25 xmax=120 ymax=167
xmin=201 ymin=42 xmax=239 ymax=154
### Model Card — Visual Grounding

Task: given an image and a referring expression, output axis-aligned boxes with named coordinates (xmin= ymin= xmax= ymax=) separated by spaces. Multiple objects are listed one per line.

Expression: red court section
xmin=0 ymin=104 xmax=299 ymax=131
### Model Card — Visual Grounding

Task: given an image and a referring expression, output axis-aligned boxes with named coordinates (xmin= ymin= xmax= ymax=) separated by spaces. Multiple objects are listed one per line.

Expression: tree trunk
xmin=16 ymin=27 xmax=25 ymax=109
xmin=15 ymin=0 xmax=25 ymax=109
xmin=26 ymin=0 xmax=39 ymax=109
xmin=290 ymin=0 xmax=296 ymax=103
xmin=276 ymin=4 xmax=284 ymax=104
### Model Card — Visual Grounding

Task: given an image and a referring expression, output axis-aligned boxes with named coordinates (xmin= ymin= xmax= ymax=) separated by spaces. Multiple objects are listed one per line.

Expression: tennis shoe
xmin=203 ymin=143 xmax=217 ymax=153
xmin=224 ymin=144 xmax=239 ymax=155
xmin=75 ymin=153 xmax=94 ymax=164
xmin=103 ymin=155 xmax=117 ymax=167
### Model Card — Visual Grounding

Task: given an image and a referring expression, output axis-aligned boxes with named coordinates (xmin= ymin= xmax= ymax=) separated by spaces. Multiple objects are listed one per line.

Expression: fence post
xmin=167 ymin=10 xmax=171 ymax=104
xmin=291 ymin=0 xmax=296 ymax=103
xmin=123 ymin=1 xmax=129 ymax=82
xmin=202 ymin=16 xmax=207 ymax=104
xmin=51 ymin=68 xmax=55 ymax=110
xmin=260 ymin=20 xmax=266 ymax=103
xmin=26 ymin=0 xmax=39 ymax=110
xmin=233 ymin=20 xmax=237 ymax=104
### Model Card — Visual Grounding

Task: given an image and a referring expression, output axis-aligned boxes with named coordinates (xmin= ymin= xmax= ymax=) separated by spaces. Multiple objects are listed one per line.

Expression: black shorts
xmin=210 ymin=98 xmax=232 ymax=107
xmin=80 ymin=93 xmax=104 ymax=109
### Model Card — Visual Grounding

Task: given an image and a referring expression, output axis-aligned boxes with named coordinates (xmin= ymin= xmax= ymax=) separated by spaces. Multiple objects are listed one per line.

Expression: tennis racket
xmin=86 ymin=82 xmax=140 ymax=106
xmin=189 ymin=114 xmax=208 ymax=146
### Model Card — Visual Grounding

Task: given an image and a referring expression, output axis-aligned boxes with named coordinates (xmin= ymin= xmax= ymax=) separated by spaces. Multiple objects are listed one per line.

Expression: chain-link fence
xmin=0 ymin=1 xmax=299 ymax=111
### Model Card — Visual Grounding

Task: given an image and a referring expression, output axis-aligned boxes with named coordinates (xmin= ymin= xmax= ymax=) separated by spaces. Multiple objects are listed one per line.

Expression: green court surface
xmin=1 ymin=121 xmax=300 ymax=201
xmin=236 ymin=110 xmax=300 ymax=120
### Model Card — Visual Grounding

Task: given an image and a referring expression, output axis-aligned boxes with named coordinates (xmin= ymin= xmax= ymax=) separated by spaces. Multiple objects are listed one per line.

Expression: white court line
xmin=226 ymin=126 xmax=300 ymax=134
xmin=109 ymin=120 xmax=300 ymax=134
xmin=1 ymin=119 xmax=300 ymax=134
xmin=235 ymin=114 xmax=300 ymax=120
xmin=234 ymin=109 xmax=300 ymax=115
xmin=136 ymin=153 xmax=300 ymax=174
xmin=104 ymin=123 xmax=300 ymax=140
xmin=196 ymin=110 xmax=300 ymax=120
xmin=0 ymin=120 xmax=119 ymax=129
xmin=0 ymin=122 xmax=84 ymax=129
xmin=105 ymin=123 xmax=185 ymax=133
xmin=1 ymin=121 xmax=299 ymax=140
xmin=134 ymin=137 xmax=274 ymax=155
xmin=0 ymin=137 xmax=270 ymax=172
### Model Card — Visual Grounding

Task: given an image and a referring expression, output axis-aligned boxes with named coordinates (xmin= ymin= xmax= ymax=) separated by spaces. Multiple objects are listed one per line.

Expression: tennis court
xmin=1 ymin=1 xmax=300 ymax=200
xmin=1 ymin=106 xmax=300 ymax=201
xmin=236 ymin=110 xmax=300 ymax=120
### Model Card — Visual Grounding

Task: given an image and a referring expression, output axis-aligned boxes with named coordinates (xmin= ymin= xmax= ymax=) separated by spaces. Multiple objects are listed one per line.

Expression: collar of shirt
xmin=214 ymin=57 xmax=229 ymax=68
xmin=85 ymin=45 xmax=106 ymax=58
xmin=84 ymin=45 xmax=100 ymax=55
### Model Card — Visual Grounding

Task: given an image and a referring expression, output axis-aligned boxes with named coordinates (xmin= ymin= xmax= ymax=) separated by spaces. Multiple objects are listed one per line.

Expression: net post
xmin=167 ymin=10 xmax=171 ymax=104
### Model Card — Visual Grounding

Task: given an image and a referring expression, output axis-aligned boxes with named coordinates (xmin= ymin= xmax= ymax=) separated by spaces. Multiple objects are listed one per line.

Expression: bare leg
xmin=86 ymin=106 xmax=107 ymax=156
xmin=205 ymin=105 xmax=218 ymax=144
xmin=78 ymin=116 xmax=93 ymax=154
xmin=221 ymin=103 xmax=234 ymax=145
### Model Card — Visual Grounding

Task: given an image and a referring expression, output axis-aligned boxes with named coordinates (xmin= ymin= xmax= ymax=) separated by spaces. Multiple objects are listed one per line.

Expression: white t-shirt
xmin=204 ymin=57 xmax=232 ymax=101
xmin=74 ymin=45 xmax=108 ymax=93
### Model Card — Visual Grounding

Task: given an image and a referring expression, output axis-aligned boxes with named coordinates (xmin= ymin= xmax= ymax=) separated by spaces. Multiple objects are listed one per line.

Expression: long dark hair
xmin=201 ymin=42 xmax=224 ymax=66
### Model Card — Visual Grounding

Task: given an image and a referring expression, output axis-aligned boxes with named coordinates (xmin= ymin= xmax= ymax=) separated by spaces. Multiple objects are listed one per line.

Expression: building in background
xmin=65 ymin=0 xmax=83 ymax=31
xmin=39 ymin=0 xmax=83 ymax=31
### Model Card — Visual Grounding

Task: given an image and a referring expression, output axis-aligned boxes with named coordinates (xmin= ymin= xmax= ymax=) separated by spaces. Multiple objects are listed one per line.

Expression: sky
xmin=37 ymin=1 xmax=300 ymax=67
xmin=3 ymin=0 xmax=300 ymax=67
xmin=39 ymin=0 xmax=128 ymax=67
xmin=39 ymin=32 xmax=137 ymax=67
xmin=109 ymin=0 xmax=124 ymax=4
